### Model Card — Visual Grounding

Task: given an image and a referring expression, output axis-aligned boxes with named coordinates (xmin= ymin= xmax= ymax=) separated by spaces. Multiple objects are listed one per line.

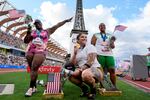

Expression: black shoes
xmin=80 ymin=84 xmax=89 ymax=97
xmin=88 ymin=93 xmax=96 ymax=100
xmin=80 ymin=85 xmax=97 ymax=100
xmin=87 ymin=87 xmax=96 ymax=100
xmin=80 ymin=91 xmax=96 ymax=100
xmin=80 ymin=91 xmax=89 ymax=97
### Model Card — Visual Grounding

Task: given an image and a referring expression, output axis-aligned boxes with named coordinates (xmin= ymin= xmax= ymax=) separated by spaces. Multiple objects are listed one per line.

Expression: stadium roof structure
xmin=0 ymin=0 xmax=67 ymax=57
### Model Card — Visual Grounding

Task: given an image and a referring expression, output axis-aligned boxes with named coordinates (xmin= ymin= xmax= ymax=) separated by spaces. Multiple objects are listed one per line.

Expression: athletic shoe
xmin=25 ymin=88 xmax=33 ymax=97
xmin=32 ymin=87 xmax=37 ymax=93
xmin=80 ymin=91 xmax=89 ymax=97
xmin=87 ymin=93 xmax=96 ymax=100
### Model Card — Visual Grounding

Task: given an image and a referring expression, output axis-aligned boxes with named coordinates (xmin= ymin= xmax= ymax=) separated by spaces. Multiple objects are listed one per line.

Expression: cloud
xmin=39 ymin=1 xmax=118 ymax=52
xmin=39 ymin=1 xmax=73 ymax=51
xmin=84 ymin=5 xmax=118 ymax=32
xmin=39 ymin=1 xmax=150 ymax=59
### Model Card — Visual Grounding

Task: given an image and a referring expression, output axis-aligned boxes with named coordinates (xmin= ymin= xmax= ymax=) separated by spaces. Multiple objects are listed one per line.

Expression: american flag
xmin=9 ymin=9 xmax=25 ymax=18
xmin=46 ymin=73 xmax=61 ymax=94
xmin=114 ymin=25 xmax=127 ymax=32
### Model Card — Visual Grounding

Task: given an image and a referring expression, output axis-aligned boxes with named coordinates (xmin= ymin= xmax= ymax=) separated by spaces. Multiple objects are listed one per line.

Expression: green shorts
xmin=97 ymin=55 xmax=115 ymax=69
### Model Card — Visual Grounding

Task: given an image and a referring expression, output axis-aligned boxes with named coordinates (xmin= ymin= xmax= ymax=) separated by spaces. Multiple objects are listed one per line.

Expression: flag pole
xmin=112 ymin=28 xmax=116 ymax=34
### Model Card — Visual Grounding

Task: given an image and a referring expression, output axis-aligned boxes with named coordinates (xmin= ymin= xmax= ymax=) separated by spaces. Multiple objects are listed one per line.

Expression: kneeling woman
xmin=69 ymin=33 xmax=103 ymax=100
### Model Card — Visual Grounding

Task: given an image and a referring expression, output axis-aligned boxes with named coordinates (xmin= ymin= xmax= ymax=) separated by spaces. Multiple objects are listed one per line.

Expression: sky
xmin=8 ymin=0 xmax=150 ymax=60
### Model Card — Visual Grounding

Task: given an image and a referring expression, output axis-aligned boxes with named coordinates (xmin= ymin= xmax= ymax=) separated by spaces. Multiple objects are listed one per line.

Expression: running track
xmin=122 ymin=75 xmax=150 ymax=93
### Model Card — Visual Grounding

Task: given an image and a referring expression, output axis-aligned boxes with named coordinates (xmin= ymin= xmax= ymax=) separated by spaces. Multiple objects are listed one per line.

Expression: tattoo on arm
xmin=86 ymin=53 xmax=97 ymax=66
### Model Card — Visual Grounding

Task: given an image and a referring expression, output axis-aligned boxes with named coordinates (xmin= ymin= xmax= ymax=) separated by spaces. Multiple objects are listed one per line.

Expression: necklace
xmin=100 ymin=32 xmax=107 ymax=42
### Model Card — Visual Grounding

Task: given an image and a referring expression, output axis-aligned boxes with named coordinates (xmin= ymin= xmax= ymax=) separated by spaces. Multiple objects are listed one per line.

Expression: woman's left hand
xmin=110 ymin=36 xmax=116 ymax=42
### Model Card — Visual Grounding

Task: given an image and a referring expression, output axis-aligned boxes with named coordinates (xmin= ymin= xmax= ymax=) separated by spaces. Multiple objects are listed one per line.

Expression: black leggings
xmin=26 ymin=53 xmax=45 ymax=88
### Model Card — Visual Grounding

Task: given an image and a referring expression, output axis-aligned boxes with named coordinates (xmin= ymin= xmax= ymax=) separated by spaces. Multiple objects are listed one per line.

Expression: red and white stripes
xmin=46 ymin=73 xmax=60 ymax=94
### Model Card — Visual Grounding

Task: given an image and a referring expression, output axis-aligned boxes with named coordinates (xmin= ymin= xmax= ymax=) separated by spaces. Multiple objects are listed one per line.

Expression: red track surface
xmin=122 ymin=75 xmax=150 ymax=93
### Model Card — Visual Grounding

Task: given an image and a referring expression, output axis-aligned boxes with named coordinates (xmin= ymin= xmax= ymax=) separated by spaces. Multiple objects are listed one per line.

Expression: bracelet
xmin=84 ymin=63 xmax=90 ymax=68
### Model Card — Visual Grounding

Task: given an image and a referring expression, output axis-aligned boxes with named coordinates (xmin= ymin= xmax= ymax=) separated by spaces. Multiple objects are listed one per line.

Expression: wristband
xmin=84 ymin=63 xmax=90 ymax=68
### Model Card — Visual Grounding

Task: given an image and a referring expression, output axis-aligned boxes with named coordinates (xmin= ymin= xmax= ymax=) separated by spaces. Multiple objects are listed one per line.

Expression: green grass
xmin=0 ymin=72 xmax=150 ymax=100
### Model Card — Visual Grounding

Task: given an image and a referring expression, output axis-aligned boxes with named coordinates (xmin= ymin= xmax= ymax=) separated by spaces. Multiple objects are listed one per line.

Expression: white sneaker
xmin=39 ymin=80 xmax=44 ymax=85
xmin=37 ymin=80 xmax=44 ymax=86
xmin=25 ymin=88 xmax=33 ymax=97
xmin=32 ymin=87 xmax=37 ymax=93
xmin=62 ymin=68 xmax=73 ymax=77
